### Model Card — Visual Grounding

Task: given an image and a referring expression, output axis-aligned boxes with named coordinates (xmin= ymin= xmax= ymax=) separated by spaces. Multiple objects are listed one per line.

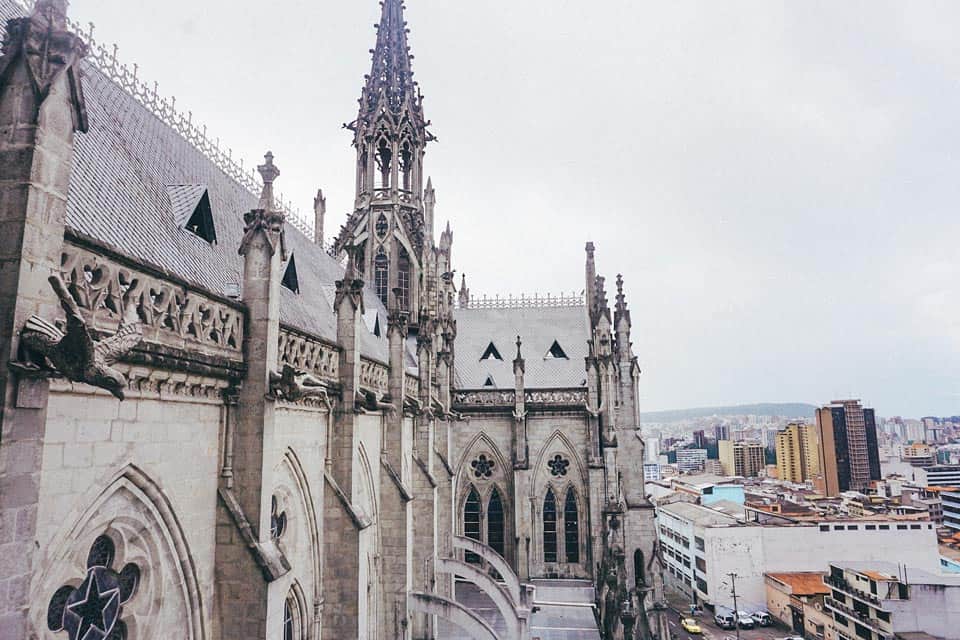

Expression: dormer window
xmin=483 ymin=375 xmax=497 ymax=388
xmin=373 ymin=314 xmax=382 ymax=338
xmin=282 ymin=255 xmax=300 ymax=294
xmin=480 ymin=342 xmax=503 ymax=361
xmin=168 ymin=185 xmax=216 ymax=244
xmin=545 ymin=341 xmax=568 ymax=360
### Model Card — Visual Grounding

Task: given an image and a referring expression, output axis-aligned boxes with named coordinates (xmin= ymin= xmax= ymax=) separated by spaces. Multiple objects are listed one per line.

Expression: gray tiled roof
xmin=453 ymin=306 xmax=589 ymax=390
xmin=0 ymin=0 xmax=388 ymax=362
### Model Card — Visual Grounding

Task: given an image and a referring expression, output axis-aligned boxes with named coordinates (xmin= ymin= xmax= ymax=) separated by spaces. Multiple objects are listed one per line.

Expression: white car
xmin=735 ymin=612 xmax=755 ymax=629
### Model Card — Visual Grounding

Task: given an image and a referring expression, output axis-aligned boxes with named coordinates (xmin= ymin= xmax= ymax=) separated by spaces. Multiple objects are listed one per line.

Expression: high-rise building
xmin=715 ymin=424 xmax=730 ymax=442
xmin=814 ymin=400 xmax=881 ymax=497
xmin=775 ymin=423 xmax=819 ymax=484
xmin=677 ymin=449 xmax=708 ymax=474
xmin=693 ymin=430 xmax=707 ymax=449
xmin=718 ymin=440 xmax=766 ymax=478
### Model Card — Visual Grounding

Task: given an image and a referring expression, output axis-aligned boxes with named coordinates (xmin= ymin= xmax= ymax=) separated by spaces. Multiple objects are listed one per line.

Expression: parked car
xmin=714 ymin=611 xmax=737 ymax=630
xmin=751 ymin=610 xmax=772 ymax=626
xmin=681 ymin=618 xmax=703 ymax=634
xmin=735 ymin=611 xmax=756 ymax=629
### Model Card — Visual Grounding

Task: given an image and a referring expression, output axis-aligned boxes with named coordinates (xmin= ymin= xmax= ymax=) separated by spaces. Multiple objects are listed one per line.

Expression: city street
xmin=666 ymin=606 xmax=792 ymax=640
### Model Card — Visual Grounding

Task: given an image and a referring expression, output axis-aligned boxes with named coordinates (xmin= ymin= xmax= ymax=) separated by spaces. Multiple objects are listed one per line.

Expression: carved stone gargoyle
xmin=11 ymin=275 xmax=143 ymax=400
xmin=268 ymin=365 xmax=328 ymax=403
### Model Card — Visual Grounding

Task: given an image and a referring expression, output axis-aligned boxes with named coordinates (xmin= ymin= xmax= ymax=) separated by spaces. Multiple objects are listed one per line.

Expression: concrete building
xmin=715 ymin=424 xmax=730 ymax=442
xmin=644 ymin=462 xmax=663 ymax=482
xmin=825 ymin=562 xmax=960 ymax=640
xmin=775 ymin=423 xmax=820 ymax=484
xmin=0 ymin=1 xmax=667 ymax=639
xmin=943 ymin=490 xmax=960 ymax=534
xmin=914 ymin=464 xmax=960 ymax=489
xmin=656 ymin=502 xmax=939 ymax=611
xmin=719 ymin=440 xmax=765 ymax=478
xmin=704 ymin=460 xmax=725 ymax=476
xmin=677 ymin=448 xmax=708 ymax=474
xmin=693 ymin=430 xmax=707 ymax=449
xmin=765 ymin=572 xmax=832 ymax=639
xmin=815 ymin=401 xmax=882 ymax=497
xmin=902 ymin=443 xmax=937 ymax=468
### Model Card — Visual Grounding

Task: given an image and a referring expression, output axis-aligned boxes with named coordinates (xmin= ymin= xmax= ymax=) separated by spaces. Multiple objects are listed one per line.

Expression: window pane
xmin=564 ymin=488 xmax=580 ymax=564
xmin=488 ymin=488 xmax=505 ymax=558
xmin=543 ymin=489 xmax=557 ymax=563
xmin=374 ymin=249 xmax=389 ymax=307
xmin=398 ymin=246 xmax=411 ymax=310
xmin=464 ymin=487 xmax=482 ymax=564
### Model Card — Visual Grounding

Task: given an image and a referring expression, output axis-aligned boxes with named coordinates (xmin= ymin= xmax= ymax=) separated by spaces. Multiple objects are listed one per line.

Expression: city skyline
xmin=67 ymin=0 xmax=960 ymax=417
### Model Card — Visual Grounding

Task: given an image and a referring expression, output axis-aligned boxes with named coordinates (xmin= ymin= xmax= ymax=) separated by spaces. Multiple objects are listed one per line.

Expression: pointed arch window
xmin=375 ymin=137 xmax=393 ymax=190
xmin=400 ymin=138 xmax=414 ymax=191
xmin=464 ymin=486 xmax=482 ymax=564
xmin=284 ymin=598 xmax=295 ymax=640
xmin=355 ymin=241 xmax=367 ymax=278
xmin=487 ymin=488 xmax=505 ymax=558
xmin=564 ymin=488 xmax=580 ymax=564
xmin=374 ymin=248 xmax=389 ymax=307
xmin=543 ymin=489 xmax=558 ymax=563
xmin=397 ymin=245 xmax=411 ymax=311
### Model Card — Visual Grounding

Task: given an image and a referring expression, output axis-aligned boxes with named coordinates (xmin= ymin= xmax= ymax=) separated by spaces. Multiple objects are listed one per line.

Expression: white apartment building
xmin=657 ymin=502 xmax=940 ymax=611
xmin=677 ymin=449 xmax=708 ymax=473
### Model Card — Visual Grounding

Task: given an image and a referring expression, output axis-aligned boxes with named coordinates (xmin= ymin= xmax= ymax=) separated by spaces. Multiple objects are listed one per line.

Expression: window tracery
xmin=464 ymin=486 xmax=482 ymax=564
xmin=543 ymin=489 xmax=558 ymax=564
xmin=471 ymin=454 xmax=495 ymax=479
xmin=270 ymin=495 xmax=287 ymax=540
xmin=397 ymin=245 xmax=411 ymax=310
xmin=548 ymin=454 xmax=571 ymax=477
xmin=374 ymin=248 xmax=389 ymax=307
xmin=48 ymin=536 xmax=140 ymax=640
xmin=564 ymin=488 xmax=580 ymax=564
xmin=488 ymin=488 xmax=505 ymax=558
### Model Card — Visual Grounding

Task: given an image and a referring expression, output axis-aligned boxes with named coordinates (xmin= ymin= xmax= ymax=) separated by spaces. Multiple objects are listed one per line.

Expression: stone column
xmin=381 ymin=308 xmax=413 ymax=639
xmin=0 ymin=3 xmax=86 ymax=636
xmin=323 ymin=246 xmax=365 ymax=639
xmin=217 ymin=153 xmax=286 ymax=640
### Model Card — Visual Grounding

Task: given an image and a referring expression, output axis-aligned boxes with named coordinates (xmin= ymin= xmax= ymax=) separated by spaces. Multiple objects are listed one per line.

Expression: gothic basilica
xmin=0 ymin=0 xmax=669 ymax=638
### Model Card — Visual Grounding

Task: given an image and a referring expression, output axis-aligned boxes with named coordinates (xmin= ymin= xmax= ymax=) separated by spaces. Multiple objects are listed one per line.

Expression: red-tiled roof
xmin=766 ymin=572 xmax=830 ymax=596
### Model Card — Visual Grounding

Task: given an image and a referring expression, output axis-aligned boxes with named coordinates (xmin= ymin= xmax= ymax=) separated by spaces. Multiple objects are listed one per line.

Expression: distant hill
xmin=640 ymin=403 xmax=817 ymax=423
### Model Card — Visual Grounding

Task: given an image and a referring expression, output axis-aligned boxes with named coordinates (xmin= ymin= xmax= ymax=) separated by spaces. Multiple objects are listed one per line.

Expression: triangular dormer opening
xmin=483 ymin=375 xmax=496 ymax=388
xmin=282 ymin=254 xmax=300 ymax=294
xmin=185 ymin=191 xmax=216 ymax=244
xmin=545 ymin=340 xmax=568 ymax=360
xmin=480 ymin=342 xmax=503 ymax=361
xmin=373 ymin=314 xmax=382 ymax=338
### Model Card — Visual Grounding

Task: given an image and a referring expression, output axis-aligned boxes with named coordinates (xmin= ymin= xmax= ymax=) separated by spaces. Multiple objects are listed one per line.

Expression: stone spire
xmin=458 ymin=273 xmax=470 ymax=308
xmin=313 ymin=188 xmax=326 ymax=247
xmin=348 ymin=0 xmax=431 ymax=146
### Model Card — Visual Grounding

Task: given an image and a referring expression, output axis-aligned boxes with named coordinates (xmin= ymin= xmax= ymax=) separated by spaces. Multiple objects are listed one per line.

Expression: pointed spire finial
xmin=516 ymin=336 xmax=523 ymax=361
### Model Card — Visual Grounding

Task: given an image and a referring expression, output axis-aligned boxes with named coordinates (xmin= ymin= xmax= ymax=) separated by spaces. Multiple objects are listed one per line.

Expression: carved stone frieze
xmin=453 ymin=389 xmax=588 ymax=408
xmin=359 ymin=359 xmax=388 ymax=396
xmin=278 ymin=330 xmax=339 ymax=382
xmin=60 ymin=242 xmax=244 ymax=360
xmin=49 ymin=364 xmax=231 ymax=401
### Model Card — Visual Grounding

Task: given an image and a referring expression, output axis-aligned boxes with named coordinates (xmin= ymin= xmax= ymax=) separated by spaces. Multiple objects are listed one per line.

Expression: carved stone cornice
xmin=239 ymin=209 xmax=286 ymax=259
xmin=60 ymin=242 xmax=244 ymax=363
xmin=453 ymin=388 xmax=588 ymax=409
xmin=49 ymin=364 xmax=232 ymax=402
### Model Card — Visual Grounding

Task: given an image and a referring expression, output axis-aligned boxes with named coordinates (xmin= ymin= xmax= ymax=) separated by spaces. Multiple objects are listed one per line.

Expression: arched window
xmin=464 ymin=486 xmax=482 ymax=564
xmin=487 ymin=488 xmax=505 ymax=558
xmin=399 ymin=139 xmax=414 ymax=191
xmin=543 ymin=489 xmax=558 ymax=563
xmin=564 ymin=488 xmax=580 ymax=564
xmin=375 ymin=137 xmax=392 ymax=190
xmin=374 ymin=248 xmax=389 ymax=307
xmin=397 ymin=245 xmax=411 ymax=311
xmin=283 ymin=598 xmax=295 ymax=640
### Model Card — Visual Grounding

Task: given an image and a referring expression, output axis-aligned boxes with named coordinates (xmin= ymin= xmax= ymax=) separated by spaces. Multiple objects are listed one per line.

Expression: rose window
xmin=47 ymin=535 xmax=140 ymax=640
xmin=548 ymin=455 xmax=570 ymax=477
xmin=471 ymin=454 xmax=495 ymax=479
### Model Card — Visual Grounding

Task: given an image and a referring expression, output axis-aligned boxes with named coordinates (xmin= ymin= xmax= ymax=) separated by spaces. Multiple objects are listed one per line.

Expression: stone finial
xmin=515 ymin=336 xmax=522 ymax=361
xmin=458 ymin=273 xmax=470 ymax=308
xmin=615 ymin=274 xmax=627 ymax=312
xmin=313 ymin=189 xmax=326 ymax=247
xmin=257 ymin=151 xmax=280 ymax=210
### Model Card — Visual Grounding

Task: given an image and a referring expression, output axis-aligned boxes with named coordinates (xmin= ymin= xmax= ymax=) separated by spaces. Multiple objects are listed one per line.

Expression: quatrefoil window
xmin=271 ymin=495 xmax=288 ymax=540
xmin=548 ymin=455 xmax=570 ymax=477
xmin=47 ymin=535 xmax=140 ymax=640
xmin=471 ymin=454 xmax=495 ymax=479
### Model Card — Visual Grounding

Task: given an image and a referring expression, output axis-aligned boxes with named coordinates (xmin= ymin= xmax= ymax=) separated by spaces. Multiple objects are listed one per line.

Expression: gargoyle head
xmin=98 ymin=369 xmax=127 ymax=400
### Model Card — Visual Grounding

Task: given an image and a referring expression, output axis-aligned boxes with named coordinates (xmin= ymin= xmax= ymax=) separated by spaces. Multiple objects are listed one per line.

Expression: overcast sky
xmin=67 ymin=0 xmax=959 ymax=417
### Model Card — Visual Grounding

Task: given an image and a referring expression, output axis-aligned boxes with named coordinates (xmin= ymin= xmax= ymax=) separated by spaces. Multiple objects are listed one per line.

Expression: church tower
xmin=337 ymin=0 xmax=435 ymax=322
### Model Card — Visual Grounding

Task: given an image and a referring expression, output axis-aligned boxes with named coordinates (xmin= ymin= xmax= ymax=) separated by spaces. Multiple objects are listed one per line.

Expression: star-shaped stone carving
xmin=65 ymin=569 xmax=119 ymax=640
xmin=471 ymin=454 xmax=495 ymax=479
xmin=548 ymin=455 xmax=570 ymax=477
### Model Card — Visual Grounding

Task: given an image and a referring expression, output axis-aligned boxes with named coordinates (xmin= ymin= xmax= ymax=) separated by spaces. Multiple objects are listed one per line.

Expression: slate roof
xmin=0 ymin=0 xmax=388 ymax=362
xmin=453 ymin=306 xmax=589 ymax=390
